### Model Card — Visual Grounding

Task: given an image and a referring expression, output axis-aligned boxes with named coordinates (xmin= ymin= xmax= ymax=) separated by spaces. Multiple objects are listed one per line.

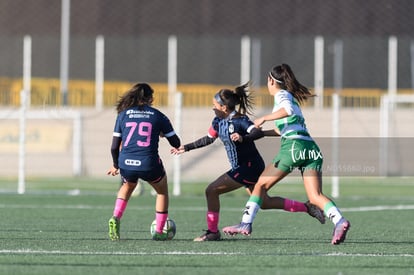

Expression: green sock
xmin=248 ymin=195 xmax=263 ymax=206
xmin=323 ymin=201 xmax=336 ymax=214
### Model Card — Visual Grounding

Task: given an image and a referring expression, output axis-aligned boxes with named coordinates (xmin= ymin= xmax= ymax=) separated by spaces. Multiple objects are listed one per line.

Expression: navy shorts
xmin=226 ymin=158 xmax=265 ymax=187
xmin=120 ymin=159 xmax=166 ymax=184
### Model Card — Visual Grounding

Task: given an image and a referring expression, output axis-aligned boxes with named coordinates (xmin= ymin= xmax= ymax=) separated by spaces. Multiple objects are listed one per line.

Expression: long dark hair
xmin=215 ymin=82 xmax=254 ymax=115
xmin=116 ymin=83 xmax=154 ymax=113
xmin=269 ymin=64 xmax=314 ymax=105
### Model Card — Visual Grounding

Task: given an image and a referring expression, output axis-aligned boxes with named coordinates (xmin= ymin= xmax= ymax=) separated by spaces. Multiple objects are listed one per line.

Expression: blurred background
xmin=0 ymin=0 xmax=413 ymax=192
xmin=1 ymin=0 xmax=414 ymax=106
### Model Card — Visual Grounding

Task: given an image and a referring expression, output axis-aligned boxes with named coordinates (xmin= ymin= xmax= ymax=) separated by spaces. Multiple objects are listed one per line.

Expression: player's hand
xmin=254 ymin=117 xmax=265 ymax=128
xmin=171 ymin=145 xmax=185 ymax=155
xmin=230 ymin=133 xmax=242 ymax=142
xmin=106 ymin=166 xmax=119 ymax=176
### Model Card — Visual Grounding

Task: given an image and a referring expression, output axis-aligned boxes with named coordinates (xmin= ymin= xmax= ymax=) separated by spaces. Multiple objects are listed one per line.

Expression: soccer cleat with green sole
xmin=108 ymin=216 xmax=120 ymax=241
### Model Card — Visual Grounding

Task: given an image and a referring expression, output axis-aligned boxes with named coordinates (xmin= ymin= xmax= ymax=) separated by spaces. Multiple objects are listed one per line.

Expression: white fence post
xmin=314 ymin=36 xmax=324 ymax=109
xmin=95 ymin=35 xmax=105 ymax=111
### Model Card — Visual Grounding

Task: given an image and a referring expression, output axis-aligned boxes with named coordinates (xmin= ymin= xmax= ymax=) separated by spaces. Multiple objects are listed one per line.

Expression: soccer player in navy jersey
xmin=171 ymin=83 xmax=325 ymax=242
xmin=107 ymin=83 xmax=181 ymax=241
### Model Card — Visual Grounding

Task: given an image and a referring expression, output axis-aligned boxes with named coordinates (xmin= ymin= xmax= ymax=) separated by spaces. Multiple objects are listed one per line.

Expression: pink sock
xmin=113 ymin=198 xmax=128 ymax=219
xmin=284 ymin=199 xmax=307 ymax=212
xmin=155 ymin=212 xmax=168 ymax=234
xmin=206 ymin=211 xmax=219 ymax=233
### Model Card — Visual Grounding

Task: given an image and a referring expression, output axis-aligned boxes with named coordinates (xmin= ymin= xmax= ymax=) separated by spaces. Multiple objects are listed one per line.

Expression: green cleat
xmin=108 ymin=216 xmax=120 ymax=241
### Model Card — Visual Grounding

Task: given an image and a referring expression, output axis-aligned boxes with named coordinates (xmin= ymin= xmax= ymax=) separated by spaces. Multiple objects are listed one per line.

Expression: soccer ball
xmin=150 ymin=218 xmax=176 ymax=240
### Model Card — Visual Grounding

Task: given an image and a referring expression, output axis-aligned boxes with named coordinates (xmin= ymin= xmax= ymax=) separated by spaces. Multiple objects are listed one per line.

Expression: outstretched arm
xmin=166 ymin=134 xmax=181 ymax=148
xmin=262 ymin=128 xmax=280 ymax=137
xmin=254 ymin=108 xmax=289 ymax=128
xmin=171 ymin=135 xmax=216 ymax=155
xmin=231 ymin=127 xmax=281 ymax=142
xmin=232 ymin=127 xmax=264 ymax=143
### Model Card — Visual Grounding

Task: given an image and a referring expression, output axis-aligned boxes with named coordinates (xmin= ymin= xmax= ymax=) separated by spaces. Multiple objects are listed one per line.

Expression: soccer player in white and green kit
xmin=223 ymin=64 xmax=351 ymax=245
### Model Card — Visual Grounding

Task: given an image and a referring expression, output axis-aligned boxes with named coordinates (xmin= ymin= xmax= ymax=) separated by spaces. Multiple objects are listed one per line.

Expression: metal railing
xmin=1 ymin=77 xmax=412 ymax=108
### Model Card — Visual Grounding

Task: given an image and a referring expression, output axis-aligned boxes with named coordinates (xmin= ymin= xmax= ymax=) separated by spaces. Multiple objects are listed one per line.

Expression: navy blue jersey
xmin=208 ymin=113 xmax=263 ymax=170
xmin=113 ymin=105 xmax=176 ymax=171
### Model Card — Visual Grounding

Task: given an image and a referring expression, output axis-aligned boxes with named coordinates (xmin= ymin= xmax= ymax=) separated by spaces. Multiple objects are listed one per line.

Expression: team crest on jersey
xmin=228 ymin=123 xmax=234 ymax=133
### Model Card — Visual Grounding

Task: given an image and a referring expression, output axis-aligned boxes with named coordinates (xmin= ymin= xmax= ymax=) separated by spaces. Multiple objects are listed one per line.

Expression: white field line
xmin=1 ymin=204 xmax=414 ymax=212
xmin=0 ymin=249 xmax=412 ymax=257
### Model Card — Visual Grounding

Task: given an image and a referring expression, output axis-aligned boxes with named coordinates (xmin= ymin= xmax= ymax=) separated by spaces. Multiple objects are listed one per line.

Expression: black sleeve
xmin=183 ymin=135 xmax=216 ymax=152
xmin=167 ymin=134 xmax=181 ymax=148
xmin=241 ymin=127 xmax=265 ymax=143
xmin=110 ymin=136 xmax=122 ymax=169
xmin=262 ymin=129 xmax=280 ymax=137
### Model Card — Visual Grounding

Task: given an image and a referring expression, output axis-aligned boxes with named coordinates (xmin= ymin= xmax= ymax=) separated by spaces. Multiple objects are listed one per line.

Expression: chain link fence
xmin=0 ymin=0 xmax=413 ymax=107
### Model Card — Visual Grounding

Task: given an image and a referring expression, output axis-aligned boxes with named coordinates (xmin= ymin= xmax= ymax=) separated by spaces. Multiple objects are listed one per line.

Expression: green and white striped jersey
xmin=272 ymin=89 xmax=312 ymax=141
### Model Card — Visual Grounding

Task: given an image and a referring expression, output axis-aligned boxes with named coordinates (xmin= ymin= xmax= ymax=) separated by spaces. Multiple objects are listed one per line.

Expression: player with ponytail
xmin=223 ymin=64 xmax=351 ymax=245
xmin=171 ymin=82 xmax=325 ymax=242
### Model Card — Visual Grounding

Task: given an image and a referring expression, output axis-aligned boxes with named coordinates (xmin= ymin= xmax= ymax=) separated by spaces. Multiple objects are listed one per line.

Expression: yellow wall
xmin=0 ymin=77 xmax=412 ymax=108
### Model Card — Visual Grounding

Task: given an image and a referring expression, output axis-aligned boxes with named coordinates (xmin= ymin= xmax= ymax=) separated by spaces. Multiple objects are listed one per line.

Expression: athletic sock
xmin=283 ymin=199 xmax=308 ymax=212
xmin=155 ymin=211 xmax=168 ymax=234
xmin=324 ymin=201 xmax=343 ymax=225
xmin=113 ymin=198 xmax=128 ymax=219
xmin=241 ymin=195 xmax=262 ymax=224
xmin=206 ymin=211 xmax=219 ymax=233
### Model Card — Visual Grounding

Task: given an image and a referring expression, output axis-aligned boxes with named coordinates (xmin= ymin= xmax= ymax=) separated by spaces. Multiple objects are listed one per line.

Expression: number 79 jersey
xmin=113 ymin=105 xmax=176 ymax=171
